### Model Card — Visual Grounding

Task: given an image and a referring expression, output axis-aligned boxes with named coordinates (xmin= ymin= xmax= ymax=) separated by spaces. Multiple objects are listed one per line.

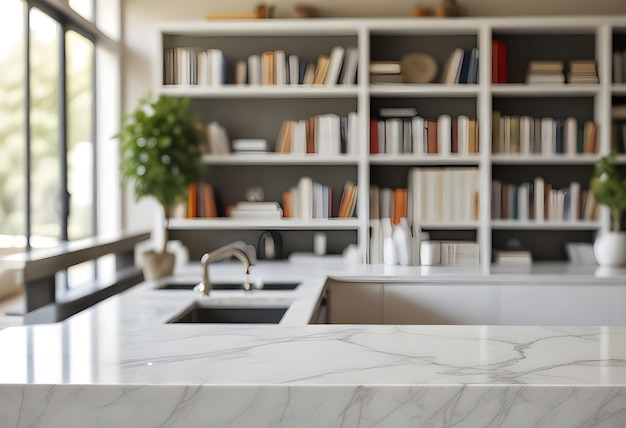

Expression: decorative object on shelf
xmin=117 ymin=94 xmax=204 ymax=280
xmin=294 ymin=4 xmax=317 ymax=18
xmin=205 ymin=4 xmax=274 ymax=20
xmin=258 ymin=231 xmax=283 ymax=259
xmin=436 ymin=0 xmax=460 ymax=17
xmin=590 ymin=154 xmax=626 ymax=267
xmin=400 ymin=52 xmax=438 ymax=84
xmin=246 ymin=185 xmax=265 ymax=202
xmin=411 ymin=7 xmax=433 ymax=17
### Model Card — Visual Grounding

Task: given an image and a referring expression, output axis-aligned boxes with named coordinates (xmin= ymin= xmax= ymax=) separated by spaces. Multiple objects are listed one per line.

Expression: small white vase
xmin=593 ymin=232 xmax=626 ymax=267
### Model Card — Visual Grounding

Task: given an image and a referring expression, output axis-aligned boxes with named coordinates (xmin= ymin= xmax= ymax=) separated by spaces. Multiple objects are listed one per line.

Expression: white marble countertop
xmin=1 ymin=259 xmax=626 ymax=427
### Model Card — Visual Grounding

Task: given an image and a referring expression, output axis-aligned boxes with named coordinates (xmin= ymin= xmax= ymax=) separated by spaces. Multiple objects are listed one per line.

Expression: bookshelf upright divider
xmin=154 ymin=17 xmax=622 ymax=268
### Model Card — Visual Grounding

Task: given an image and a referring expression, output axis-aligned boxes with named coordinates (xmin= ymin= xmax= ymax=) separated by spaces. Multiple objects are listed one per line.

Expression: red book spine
xmin=370 ymin=118 xmax=379 ymax=154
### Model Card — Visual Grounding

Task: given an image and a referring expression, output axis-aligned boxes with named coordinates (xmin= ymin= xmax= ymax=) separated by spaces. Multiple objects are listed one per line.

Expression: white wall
xmin=120 ymin=0 xmax=626 ymax=234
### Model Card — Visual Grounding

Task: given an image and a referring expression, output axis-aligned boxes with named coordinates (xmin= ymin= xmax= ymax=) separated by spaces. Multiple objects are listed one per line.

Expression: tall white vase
xmin=593 ymin=232 xmax=626 ymax=267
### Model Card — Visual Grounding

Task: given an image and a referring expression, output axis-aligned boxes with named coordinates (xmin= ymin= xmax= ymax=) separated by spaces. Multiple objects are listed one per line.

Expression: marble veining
xmin=2 ymin=260 xmax=626 ymax=427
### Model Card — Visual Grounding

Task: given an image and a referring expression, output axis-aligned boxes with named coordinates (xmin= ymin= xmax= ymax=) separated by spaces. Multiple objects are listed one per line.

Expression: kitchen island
xmin=1 ymin=259 xmax=626 ymax=427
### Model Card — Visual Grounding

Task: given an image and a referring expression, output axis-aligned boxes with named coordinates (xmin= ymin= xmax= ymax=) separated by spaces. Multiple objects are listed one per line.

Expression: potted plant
xmin=117 ymin=94 xmax=204 ymax=279
xmin=590 ymin=153 xmax=626 ymax=267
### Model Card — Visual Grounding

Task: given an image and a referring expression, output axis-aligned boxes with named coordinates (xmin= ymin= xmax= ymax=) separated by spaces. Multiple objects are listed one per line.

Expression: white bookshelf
xmin=202 ymin=154 xmax=359 ymax=165
xmin=154 ymin=16 xmax=626 ymax=269
xmin=169 ymin=218 xmax=361 ymax=231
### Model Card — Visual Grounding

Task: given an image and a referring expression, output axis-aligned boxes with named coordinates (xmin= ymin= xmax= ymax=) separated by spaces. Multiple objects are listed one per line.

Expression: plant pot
xmin=593 ymin=232 xmax=626 ymax=267
xmin=141 ymin=250 xmax=175 ymax=280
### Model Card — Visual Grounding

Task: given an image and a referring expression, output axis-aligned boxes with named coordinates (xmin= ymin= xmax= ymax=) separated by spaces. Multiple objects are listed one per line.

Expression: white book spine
xmin=385 ymin=118 xmax=401 ymax=154
xmin=437 ymin=114 xmax=452 ymax=156
xmin=412 ymin=116 xmax=425 ymax=155
xmin=274 ymin=50 xmax=286 ymax=85
xmin=570 ymin=181 xmax=580 ymax=221
xmin=340 ymin=47 xmax=358 ymax=85
xmin=347 ymin=111 xmax=359 ymax=155
xmin=325 ymin=45 xmax=345 ymax=85
xmin=518 ymin=183 xmax=529 ymax=221
xmin=541 ymin=117 xmax=555 ymax=155
xmin=292 ymin=120 xmax=307 ymax=154
xmin=289 ymin=55 xmax=300 ymax=86
xmin=564 ymin=117 xmax=578 ymax=156
xmin=298 ymin=176 xmax=313 ymax=220
xmin=248 ymin=54 xmax=261 ymax=85
xmin=457 ymin=115 xmax=469 ymax=155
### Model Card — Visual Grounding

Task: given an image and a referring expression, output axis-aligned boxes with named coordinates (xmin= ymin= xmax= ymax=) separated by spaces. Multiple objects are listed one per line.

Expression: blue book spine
xmin=298 ymin=59 xmax=306 ymax=84
xmin=459 ymin=51 xmax=472 ymax=84
xmin=555 ymin=118 xmax=564 ymax=154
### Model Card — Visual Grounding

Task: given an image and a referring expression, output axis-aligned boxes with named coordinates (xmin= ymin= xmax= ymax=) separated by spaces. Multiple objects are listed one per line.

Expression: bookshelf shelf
xmin=369 ymin=84 xmax=480 ymax=98
xmin=490 ymin=154 xmax=601 ymax=165
xmin=160 ymin=85 xmax=360 ymax=99
xmin=153 ymin=16 xmax=623 ymax=267
xmin=490 ymin=220 xmax=601 ymax=230
xmin=202 ymin=154 xmax=359 ymax=165
xmin=369 ymin=154 xmax=481 ymax=165
xmin=418 ymin=222 xmax=480 ymax=230
xmin=169 ymin=218 xmax=361 ymax=231
xmin=490 ymin=84 xmax=600 ymax=97
xmin=611 ymin=84 xmax=626 ymax=96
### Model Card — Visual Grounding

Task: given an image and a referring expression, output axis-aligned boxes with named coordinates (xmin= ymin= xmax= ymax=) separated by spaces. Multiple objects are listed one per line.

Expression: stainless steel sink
xmin=157 ymin=282 xmax=300 ymax=291
xmin=167 ymin=305 xmax=289 ymax=324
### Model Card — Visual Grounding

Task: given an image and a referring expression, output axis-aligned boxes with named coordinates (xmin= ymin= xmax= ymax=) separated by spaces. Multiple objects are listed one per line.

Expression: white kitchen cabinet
xmin=383 ymin=283 xmax=500 ymax=325
xmin=500 ymin=285 xmax=626 ymax=326
xmin=326 ymin=280 xmax=382 ymax=324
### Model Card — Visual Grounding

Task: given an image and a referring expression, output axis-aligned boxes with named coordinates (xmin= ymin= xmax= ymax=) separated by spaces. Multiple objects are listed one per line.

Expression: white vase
xmin=593 ymin=232 xmax=626 ymax=267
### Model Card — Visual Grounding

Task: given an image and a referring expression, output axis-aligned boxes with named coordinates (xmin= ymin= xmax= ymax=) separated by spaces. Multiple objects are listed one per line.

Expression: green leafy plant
xmin=117 ymin=94 xmax=204 ymax=253
xmin=590 ymin=154 xmax=626 ymax=232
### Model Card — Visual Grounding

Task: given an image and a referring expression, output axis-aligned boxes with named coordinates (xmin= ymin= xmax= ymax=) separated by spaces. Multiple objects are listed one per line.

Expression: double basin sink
xmin=156 ymin=279 xmax=301 ymax=325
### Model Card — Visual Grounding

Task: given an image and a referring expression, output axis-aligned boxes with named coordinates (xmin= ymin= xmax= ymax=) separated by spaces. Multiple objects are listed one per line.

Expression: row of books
xmin=186 ymin=182 xmax=217 ymax=218
xmin=163 ymin=48 xmax=226 ymax=86
xmin=408 ymin=167 xmax=480 ymax=224
xmin=164 ymin=46 xmax=359 ymax=86
xmin=612 ymin=50 xmax=626 ymax=84
xmin=491 ymin=112 xmax=598 ymax=155
xmin=369 ymin=186 xmax=408 ymax=225
xmin=611 ymin=122 xmax=626 ymax=154
xmin=370 ymin=114 xmax=479 ymax=155
xmin=491 ymin=179 xmax=598 ymax=222
xmin=440 ymin=48 xmax=479 ymax=84
xmin=282 ymin=177 xmax=357 ymax=220
xmin=611 ymin=105 xmax=626 ymax=153
xmin=275 ymin=112 xmax=359 ymax=155
xmin=420 ymin=240 xmax=479 ymax=266
xmin=525 ymin=60 xmax=598 ymax=84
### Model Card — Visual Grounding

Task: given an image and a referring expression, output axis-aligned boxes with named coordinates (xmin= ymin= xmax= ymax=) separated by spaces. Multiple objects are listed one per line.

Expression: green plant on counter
xmin=590 ymin=153 xmax=626 ymax=232
xmin=117 ymin=94 xmax=204 ymax=253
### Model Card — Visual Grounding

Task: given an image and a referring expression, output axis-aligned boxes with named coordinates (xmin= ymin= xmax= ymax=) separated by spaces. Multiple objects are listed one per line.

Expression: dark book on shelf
xmin=459 ymin=50 xmax=472 ymax=84
xmin=492 ymin=40 xmax=507 ymax=83
xmin=370 ymin=118 xmax=379 ymax=154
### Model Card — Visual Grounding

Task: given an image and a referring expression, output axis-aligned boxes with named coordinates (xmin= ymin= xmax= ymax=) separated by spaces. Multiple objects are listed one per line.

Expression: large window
xmin=0 ymin=0 xmax=119 ymax=287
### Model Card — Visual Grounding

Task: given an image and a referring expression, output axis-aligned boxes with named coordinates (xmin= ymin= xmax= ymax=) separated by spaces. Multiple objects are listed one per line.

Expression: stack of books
xmin=420 ymin=240 xmax=480 ymax=267
xmin=493 ymin=249 xmax=532 ymax=265
xmin=567 ymin=60 xmax=598 ymax=84
xmin=526 ymin=61 xmax=565 ymax=84
xmin=231 ymin=139 xmax=269 ymax=154
xmin=369 ymin=61 xmax=403 ymax=84
xmin=229 ymin=202 xmax=283 ymax=219
xmin=440 ymin=48 xmax=479 ymax=84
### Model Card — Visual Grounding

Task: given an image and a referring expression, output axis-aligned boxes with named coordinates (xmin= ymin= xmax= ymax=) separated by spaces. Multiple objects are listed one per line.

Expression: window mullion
xmin=24 ymin=1 xmax=33 ymax=251
xmin=59 ymin=24 xmax=69 ymax=242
